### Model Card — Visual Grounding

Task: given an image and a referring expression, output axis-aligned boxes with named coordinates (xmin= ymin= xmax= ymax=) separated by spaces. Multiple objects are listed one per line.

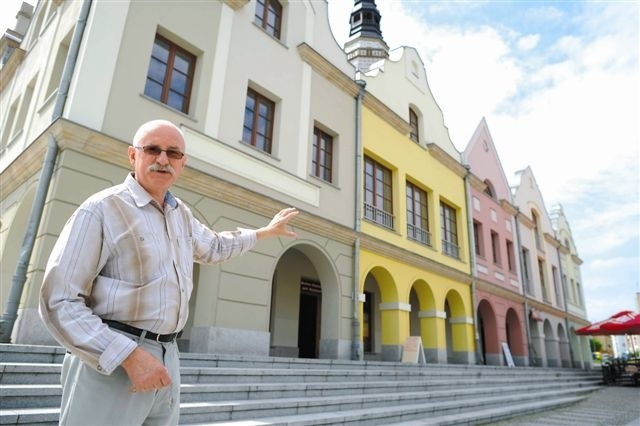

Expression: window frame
xmin=311 ymin=127 xmax=333 ymax=183
xmin=409 ymin=108 xmax=419 ymax=142
xmin=243 ymin=88 xmax=276 ymax=154
xmin=144 ymin=34 xmax=196 ymax=114
xmin=490 ymin=230 xmax=501 ymax=265
xmin=406 ymin=181 xmax=430 ymax=246
xmin=255 ymin=0 xmax=283 ymax=39
xmin=363 ymin=156 xmax=394 ymax=229
xmin=440 ymin=201 xmax=459 ymax=258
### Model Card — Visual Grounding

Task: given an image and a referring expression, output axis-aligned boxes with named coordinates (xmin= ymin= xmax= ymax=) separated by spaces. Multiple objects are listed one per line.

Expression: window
xmin=406 ymin=182 xmax=430 ymax=245
xmin=490 ymin=230 xmax=501 ymax=265
xmin=532 ymin=211 xmax=543 ymax=251
xmin=144 ymin=35 xmax=196 ymax=114
xmin=364 ymin=156 xmax=393 ymax=229
xmin=45 ymin=32 xmax=70 ymax=100
xmin=538 ymin=259 xmax=549 ymax=302
xmin=440 ymin=201 xmax=459 ymax=258
xmin=243 ymin=88 xmax=275 ymax=153
xmin=473 ymin=221 xmax=483 ymax=257
xmin=522 ymin=248 xmax=532 ymax=295
xmin=255 ymin=0 xmax=282 ymax=39
xmin=484 ymin=180 xmax=496 ymax=199
xmin=506 ymin=239 xmax=515 ymax=272
xmin=312 ymin=127 xmax=333 ymax=182
xmin=409 ymin=108 xmax=419 ymax=142
xmin=1 ymin=100 xmax=18 ymax=148
xmin=552 ymin=266 xmax=562 ymax=308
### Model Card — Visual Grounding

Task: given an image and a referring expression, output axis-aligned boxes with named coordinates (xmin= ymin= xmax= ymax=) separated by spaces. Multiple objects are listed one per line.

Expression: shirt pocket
xmin=114 ymin=233 xmax=165 ymax=283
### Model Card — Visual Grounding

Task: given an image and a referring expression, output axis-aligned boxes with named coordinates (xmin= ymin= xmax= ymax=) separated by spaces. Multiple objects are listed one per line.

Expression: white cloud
xmin=327 ymin=0 xmax=639 ymax=323
xmin=517 ymin=34 xmax=540 ymax=51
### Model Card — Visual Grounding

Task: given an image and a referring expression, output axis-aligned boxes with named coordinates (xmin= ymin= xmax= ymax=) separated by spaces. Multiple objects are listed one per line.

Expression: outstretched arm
xmin=255 ymin=207 xmax=299 ymax=240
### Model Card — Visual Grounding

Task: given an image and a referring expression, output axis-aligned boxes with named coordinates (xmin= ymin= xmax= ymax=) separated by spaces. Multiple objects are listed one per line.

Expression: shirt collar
xmin=125 ymin=173 xmax=178 ymax=209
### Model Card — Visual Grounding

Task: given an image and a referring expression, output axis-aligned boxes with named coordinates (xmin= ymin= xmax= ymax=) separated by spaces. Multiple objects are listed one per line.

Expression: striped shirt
xmin=39 ymin=173 xmax=256 ymax=374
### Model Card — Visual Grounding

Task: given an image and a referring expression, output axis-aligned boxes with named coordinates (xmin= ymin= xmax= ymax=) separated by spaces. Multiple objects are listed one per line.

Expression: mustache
xmin=148 ymin=163 xmax=175 ymax=175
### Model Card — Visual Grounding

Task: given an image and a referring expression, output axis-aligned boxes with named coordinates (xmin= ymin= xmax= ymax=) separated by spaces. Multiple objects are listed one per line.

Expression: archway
xmin=476 ymin=299 xmax=499 ymax=365
xmin=505 ymin=308 xmax=526 ymax=366
xmin=557 ymin=323 xmax=571 ymax=367
xmin=444 ymin=289 xmax=472 ymax=364
xmin=409 ymin=279 xmax=436 ymax=362
xmin=269 ymin=243 xmax=341 ymax=359
xmin=543 ymin=319 xmax=558 ymax=367
xmin=362 ymin=266 xmax=398 ymax=361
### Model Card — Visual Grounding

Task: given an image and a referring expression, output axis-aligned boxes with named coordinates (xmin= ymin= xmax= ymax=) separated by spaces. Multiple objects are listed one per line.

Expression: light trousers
xmin=59 ymin=332 xmax=181 ymax=426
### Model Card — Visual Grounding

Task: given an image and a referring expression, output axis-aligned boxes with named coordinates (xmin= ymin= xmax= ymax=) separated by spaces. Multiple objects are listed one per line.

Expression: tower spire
xmin=344 ymin=0 xmax=389 ymax=73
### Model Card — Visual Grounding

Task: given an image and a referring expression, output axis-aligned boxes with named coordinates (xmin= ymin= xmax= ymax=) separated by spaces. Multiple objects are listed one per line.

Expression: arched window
xmin=409 ymin=108 xmax=419 ymax=142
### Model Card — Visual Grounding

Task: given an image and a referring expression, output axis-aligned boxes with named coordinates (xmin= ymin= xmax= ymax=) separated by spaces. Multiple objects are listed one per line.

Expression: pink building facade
xmin=464 ymin=119 xmax=528 ymax=366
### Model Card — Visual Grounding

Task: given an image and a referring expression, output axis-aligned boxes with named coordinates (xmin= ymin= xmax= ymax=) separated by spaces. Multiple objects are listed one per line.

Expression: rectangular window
xmin=255 ymin=0 xmax=282 ymax=39
xmin=363 ymin=156 xmax=393 ymax=229
xmin=45 ymin=33 xmax=70 ymax=99
xmin=506 ymin=239 xmax=515 ymax=272
xmin=522 ymin=248 xmax=532 ymax=295
xmin=144 ymin=34 xmax=196 ymax=114
xmin=538 ymin=259 xmax=549 ymax=302
xmin=409 ymin=108 xmax=419 ymax=142
xmin=552 ymin=266 xmax=562 ymax=308
xmin=406 ymin=182 xmax=430 ymax=245
xmin=243 ymin=88 xmax=275 ymax=153
xmin=440 ymin=201 xmax=459 ymax=258
xmin=473 ymin=221 xmax=483 ymax=257
xmin=490 ymin=230 xmax=501 ymax=265
xmin=312 ymin=127 xmax=333 ymax=182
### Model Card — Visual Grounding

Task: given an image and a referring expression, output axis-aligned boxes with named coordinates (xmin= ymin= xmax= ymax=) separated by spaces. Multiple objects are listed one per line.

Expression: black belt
xmin=102 ymin=319 xmax=182 ymax=343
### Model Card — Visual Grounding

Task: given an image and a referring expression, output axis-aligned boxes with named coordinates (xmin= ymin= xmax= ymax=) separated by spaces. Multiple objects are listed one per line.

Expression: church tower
xmin=344 ymin=0 xmax=389 ymax=73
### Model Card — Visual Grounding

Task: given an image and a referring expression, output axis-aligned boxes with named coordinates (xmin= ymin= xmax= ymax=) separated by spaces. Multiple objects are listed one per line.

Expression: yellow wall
xmin=359 ymin=248 xmax=473 ymax=350
xmin=361 ymin=107 xmax=470 ymax=275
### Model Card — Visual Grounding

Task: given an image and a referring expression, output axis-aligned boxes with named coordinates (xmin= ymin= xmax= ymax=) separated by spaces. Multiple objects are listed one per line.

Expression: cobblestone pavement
xmin=493 ymin=386 xmax=640 ymax=426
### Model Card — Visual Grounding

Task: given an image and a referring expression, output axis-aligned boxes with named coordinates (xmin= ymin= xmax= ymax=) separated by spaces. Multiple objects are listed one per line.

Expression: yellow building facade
xmin=358 ymin=104 xmax=474 ymax=363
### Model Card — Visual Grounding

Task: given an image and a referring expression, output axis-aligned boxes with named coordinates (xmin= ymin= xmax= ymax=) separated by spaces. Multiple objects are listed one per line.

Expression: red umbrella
xmin=575 ymin=310 xmax=640 ymax=335
xmin=600 ymin=311 xmax=640 ymax=335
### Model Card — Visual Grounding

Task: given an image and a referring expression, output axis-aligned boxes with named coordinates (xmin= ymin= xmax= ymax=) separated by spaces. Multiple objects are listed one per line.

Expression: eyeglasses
xmin=134 ymin=145 xmax=185 ymax=159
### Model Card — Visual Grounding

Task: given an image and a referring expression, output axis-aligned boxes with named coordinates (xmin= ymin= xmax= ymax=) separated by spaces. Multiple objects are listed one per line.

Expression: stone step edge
xmin=178 ymin=395 xmax=587 ymax=426
xmin=0 ymin=388 xmax=596 ymax=424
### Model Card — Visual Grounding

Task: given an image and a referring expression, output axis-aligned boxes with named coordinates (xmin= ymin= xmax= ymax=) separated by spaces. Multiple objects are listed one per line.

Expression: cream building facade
xmin=0 ymin=0 xmax=363 ymax=359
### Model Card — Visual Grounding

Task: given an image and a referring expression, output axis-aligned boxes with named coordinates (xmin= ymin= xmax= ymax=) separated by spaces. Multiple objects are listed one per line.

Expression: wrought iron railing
xmin=363 ymin=203 xmax=394 ymax=229
xmin=442 ymin=239 xmax=459 ymax=258
xmin=407 ymin=224 xmax=431 ymax=246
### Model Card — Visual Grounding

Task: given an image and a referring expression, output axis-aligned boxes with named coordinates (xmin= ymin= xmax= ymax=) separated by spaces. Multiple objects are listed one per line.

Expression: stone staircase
xmin=0 ymin=344 xmax=603 ymax=425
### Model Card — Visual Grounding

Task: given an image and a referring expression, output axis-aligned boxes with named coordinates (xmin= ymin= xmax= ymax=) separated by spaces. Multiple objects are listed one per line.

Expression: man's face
xmin=128 ymin=123 xmax=187 ymax=202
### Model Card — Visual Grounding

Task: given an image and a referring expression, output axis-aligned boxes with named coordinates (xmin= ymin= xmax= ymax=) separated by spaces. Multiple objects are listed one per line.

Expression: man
xmin=39 ymin=119 xmax=298 ymax=425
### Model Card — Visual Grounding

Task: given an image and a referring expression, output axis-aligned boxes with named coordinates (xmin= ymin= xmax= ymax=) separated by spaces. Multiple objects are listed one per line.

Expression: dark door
xmin=298 ymin=279 xmax=321 ymax=358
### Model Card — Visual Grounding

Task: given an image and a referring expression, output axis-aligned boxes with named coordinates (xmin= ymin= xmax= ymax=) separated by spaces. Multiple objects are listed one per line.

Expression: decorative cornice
xmin=0 ymin=47 xmax=25 ymax=92
xmin=516 ymin=212 xmax=534 ymax=228
xmin=53 ymin=0 xmax=64 ymax=5
xmin=426 ymin=144 xmax=467 ymax=178
xmin=544 ymin=232 xmax=560 ymax=249
xmin=360 ymin=234 xmax=472 ymax=284
xmin=527 ymin=299 xmax=570 ymax=319
xmin=297 ymin=43 xmax=359 ymax=97
xmin=222 ymin=0 xmax=249 ymax=10
xmin=362 ymin=93 xmax=412 ymax=136
xmin=499 ymin=199 xmax=517 ymax=216
xmin=469 ymin=174 xmax=486 ymax=192
xmin=2 ymin=119 xmax=357 ymax=246
xmin=476 ymin=279 xmax=524 ymax=304
xmin=558 ymin=245 xmax=570 ymax=256
xmin=571 ymin=254 xmax=583 ymax=265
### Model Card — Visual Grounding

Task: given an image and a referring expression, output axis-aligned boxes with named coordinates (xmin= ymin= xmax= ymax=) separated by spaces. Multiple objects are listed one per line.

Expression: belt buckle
xmin=156 ymin=332 xmax=163 ymax=343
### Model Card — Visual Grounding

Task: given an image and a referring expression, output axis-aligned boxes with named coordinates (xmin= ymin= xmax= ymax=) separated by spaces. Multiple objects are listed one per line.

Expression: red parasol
xmin=575 ymin=310 xmax=640 ymax=336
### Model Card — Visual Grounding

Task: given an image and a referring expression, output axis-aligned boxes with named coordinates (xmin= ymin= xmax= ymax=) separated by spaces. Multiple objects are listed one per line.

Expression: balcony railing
xmin=363 ymin=203 xmax=394 ymax=229
xmin=442 ymin=239 xmax=459 ymax=259
xmin=407 ymin=224 xmax=431 ymax=246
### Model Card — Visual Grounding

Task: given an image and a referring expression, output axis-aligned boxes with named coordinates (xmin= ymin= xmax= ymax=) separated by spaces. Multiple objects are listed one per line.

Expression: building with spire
xmin=344 ymin=0 xmax=389 ymax=73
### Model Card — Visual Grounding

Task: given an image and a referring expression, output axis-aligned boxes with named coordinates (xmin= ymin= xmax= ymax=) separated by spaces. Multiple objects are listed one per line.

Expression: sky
xmin=1 ymin=0 xmax=639 ymax=324
xmin=326 ymin=0 xmax=639 ymax=323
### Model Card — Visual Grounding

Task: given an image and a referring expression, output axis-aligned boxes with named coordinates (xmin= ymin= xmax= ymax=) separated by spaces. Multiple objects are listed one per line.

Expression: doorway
xmin=297 ymin=279 xmax=321 ymax=358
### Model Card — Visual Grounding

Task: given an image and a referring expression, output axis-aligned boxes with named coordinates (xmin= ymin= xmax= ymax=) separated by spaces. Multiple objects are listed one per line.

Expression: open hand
xmin=256 ymin=207 xmax=299 ymax=240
